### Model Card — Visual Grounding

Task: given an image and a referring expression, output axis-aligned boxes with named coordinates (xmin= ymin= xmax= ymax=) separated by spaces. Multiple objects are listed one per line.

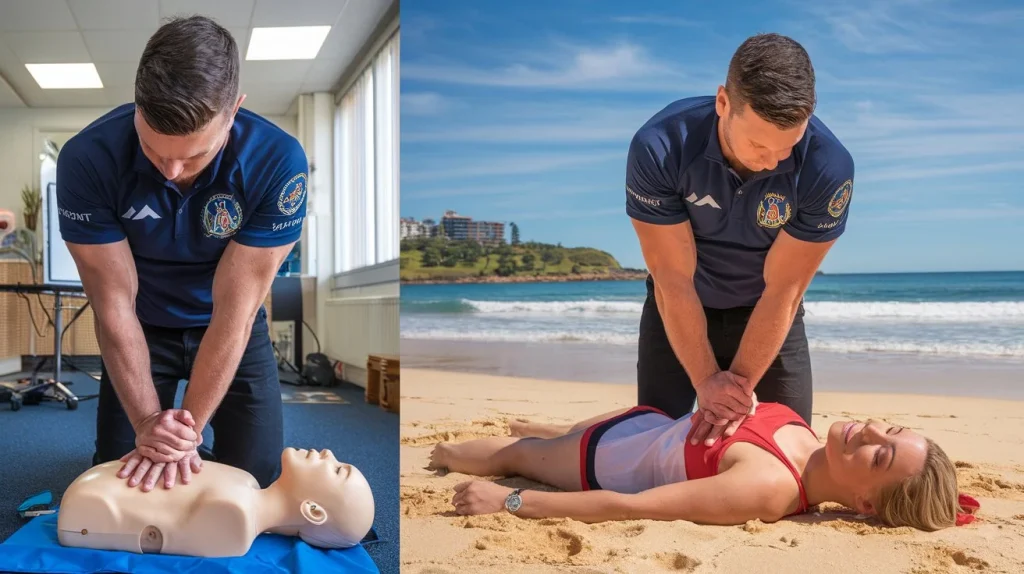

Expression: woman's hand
xmin=452 ymin=481 xmax=513 ymax=515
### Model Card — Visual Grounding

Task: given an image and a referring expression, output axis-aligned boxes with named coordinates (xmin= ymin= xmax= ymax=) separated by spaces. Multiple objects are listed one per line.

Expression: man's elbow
xmin=650 ymin=266 xmax=696 ymax=295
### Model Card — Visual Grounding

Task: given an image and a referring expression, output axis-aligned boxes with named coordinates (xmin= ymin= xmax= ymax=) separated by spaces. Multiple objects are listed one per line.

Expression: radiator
xmin=324 ymin=295 xmax=399 ymax=387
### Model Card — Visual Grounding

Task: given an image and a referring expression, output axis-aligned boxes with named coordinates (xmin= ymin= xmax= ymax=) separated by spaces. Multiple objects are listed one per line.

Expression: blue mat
xmin=0 ymin=514 xmax=379 ymax=574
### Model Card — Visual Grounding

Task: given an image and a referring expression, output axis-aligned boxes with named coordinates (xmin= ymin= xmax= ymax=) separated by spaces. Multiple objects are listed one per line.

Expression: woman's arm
xmin=453 ymin=465 xmax=788 ymax=525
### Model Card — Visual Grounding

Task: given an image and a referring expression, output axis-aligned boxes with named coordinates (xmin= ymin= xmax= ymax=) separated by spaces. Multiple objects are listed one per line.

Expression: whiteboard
xmin=41 ymin=155 xmax=82 ymax=286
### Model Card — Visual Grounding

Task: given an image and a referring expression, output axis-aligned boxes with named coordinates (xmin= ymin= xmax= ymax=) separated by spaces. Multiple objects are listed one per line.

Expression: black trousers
xmin=93 ymin=306 xmax=284 ymax=487
xmin=637 ymin=276 xmax=813 ymax=423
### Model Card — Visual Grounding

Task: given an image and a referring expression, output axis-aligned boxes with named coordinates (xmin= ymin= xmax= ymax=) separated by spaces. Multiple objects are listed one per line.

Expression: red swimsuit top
xmin=683 ymin=403 xmax=813 ymax=515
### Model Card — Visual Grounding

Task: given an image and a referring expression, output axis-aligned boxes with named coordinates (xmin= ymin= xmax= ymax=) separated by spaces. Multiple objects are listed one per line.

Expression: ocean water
xmin=401 ymin=272 xmax=1024 ymax=360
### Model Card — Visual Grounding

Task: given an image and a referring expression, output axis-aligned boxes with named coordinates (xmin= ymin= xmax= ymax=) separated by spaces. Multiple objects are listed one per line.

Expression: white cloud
xmin=501 ymin=207 xmax=624 ymax=221
xmin=402 ymin=41 xmax=693 ymax=91
xmin=872 ymin=206 xmax=1024 ymax=222
xmin=856 ymin=161 xmax=1024 ymax=184
xmin=401 ymin=102 xmax=682 ymax=144
xmin=402 ymin=92 xmax=449 ymax=116
xmin=402 ymin=151 xmax=623 ymax=183
xmin=408 ymin=182 xmax=600 ymax=200
xmin=609 ymin=15 xmax=701 ymax=27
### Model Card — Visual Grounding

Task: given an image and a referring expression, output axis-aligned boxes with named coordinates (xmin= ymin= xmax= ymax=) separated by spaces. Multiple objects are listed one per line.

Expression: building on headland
xmin=402 ymin=211 xmax=506 ymax=246
xmin=400 ymin=217 xmax=436 ymax=239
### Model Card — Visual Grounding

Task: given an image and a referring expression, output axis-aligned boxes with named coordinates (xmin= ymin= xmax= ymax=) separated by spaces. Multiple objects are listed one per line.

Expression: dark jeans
xmin=637 ymin=276 xmax=813 ymax=423
xmin=93 ymin=306 xmax=283 ymax=487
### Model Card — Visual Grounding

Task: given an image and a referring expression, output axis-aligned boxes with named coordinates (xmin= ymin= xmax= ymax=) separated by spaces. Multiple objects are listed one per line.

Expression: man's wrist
xmin=130 ymin=410 xmax=161 ymax=433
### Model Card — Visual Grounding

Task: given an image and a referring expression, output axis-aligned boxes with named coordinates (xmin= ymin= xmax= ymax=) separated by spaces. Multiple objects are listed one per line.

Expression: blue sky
xmin=400 ymin=0 xmax=1024 ymax=273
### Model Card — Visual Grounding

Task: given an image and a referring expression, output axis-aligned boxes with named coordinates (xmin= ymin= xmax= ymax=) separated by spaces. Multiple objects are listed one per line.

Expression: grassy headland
xmin=400 ymin=238 xmax=647 ymax=283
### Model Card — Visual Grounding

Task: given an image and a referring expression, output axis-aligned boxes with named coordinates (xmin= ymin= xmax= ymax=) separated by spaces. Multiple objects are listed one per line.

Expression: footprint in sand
xmin=654 ymin=552 xmax=702 ymax=572
xmin=934 ymin=546 xmax=990 ymax=570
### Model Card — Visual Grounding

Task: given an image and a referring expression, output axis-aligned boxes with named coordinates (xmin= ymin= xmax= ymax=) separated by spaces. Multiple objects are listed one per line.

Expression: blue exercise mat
xmin=0 ymin=513 xmax=380 ymax=574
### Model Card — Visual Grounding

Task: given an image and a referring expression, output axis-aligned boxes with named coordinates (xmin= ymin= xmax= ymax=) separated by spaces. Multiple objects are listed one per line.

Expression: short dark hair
xmin=725 ymin=33 xmax=816 ymax=129
xmin=135 ymin=15 xmax=240 ymax=136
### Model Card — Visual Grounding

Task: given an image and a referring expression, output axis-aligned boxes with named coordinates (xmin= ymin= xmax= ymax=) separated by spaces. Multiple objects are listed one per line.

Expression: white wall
xmin=0 ymin=107 xmax=297 ymax=228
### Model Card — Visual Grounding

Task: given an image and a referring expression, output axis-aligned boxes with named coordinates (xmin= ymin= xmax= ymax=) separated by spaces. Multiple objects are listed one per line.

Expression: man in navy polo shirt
xmin=626 ymin=33 xmax=854 ymax=446
xmin=56 ymin=16 xmax=306 ymax=492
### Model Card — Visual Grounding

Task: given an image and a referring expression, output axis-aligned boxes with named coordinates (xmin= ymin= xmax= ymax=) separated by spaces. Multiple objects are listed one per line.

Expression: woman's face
xmin=824 ymin=418 xmax=930 ymax=513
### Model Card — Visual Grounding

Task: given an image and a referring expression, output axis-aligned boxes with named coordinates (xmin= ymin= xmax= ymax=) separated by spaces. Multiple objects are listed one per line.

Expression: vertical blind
xmin=334 ymin=30 xmax=400 ymax=274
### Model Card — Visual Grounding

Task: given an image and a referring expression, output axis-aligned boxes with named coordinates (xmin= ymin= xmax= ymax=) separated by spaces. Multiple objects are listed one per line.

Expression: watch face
xmin=506 ymin=494 xmax=522 ymax=513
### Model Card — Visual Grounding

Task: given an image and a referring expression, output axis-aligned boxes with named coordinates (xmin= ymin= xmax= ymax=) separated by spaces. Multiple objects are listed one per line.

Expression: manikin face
xmin=133 ymin=95 xmax=244 ymax=185
xmin=824 ymin=418 xmax=929 ymax=514
xmin=279 ymin=447 xmax=374 ymax=548
xmin=714 ymin=86 xmax=806 ymax=174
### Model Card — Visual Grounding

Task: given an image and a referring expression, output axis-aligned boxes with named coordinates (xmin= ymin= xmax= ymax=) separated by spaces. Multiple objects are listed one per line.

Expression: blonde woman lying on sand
xmin=428 ymin=401 xmax=980 ymax=531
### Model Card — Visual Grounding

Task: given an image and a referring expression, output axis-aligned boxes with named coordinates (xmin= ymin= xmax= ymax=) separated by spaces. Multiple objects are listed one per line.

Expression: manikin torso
xmin=57 ymin=461 xmax=264 ymax=557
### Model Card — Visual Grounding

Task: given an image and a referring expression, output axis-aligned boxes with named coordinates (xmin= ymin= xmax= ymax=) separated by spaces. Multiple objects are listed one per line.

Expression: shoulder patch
xmin=827 ymin=179 xmax=853 ymax=218
xmin=278 ymin=173 xmax=307 ymax=216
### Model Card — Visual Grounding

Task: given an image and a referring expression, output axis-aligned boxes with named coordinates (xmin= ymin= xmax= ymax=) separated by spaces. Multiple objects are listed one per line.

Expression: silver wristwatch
xmin=504 ymin=488 xmax=524 ymax=513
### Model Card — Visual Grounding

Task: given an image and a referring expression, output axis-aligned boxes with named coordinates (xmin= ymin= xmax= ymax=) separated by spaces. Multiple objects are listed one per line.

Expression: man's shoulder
xmin=228 ymin=108 xmax=306 ymax=191
xmin=62 ymin=103 xmax=136 ymax=163
xmin=634 ymin=96 xmax=716 ymax=142
xmin=631 ymin=96 xmax=716 ymax=168
xmin=231 ymin=108 xmax=303 ymax=158
xmin=801 ymin=115 xmax=854 ymax=175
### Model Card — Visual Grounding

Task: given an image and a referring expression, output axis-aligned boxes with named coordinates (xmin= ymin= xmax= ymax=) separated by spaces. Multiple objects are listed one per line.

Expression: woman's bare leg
xmin=509 ymin=406 xmax=634 ymax=438
xmin=429 ymin=431 xmax=586 ymax=492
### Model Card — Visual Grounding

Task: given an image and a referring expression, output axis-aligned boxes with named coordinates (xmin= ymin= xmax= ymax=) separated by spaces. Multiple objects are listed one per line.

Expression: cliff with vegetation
xmin=400 ymin=238 xmax=647 ymax=283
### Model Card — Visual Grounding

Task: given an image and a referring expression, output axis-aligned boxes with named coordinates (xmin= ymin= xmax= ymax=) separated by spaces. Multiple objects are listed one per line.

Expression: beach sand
xmin=399 ymin=367 xmax=1024 ymax=573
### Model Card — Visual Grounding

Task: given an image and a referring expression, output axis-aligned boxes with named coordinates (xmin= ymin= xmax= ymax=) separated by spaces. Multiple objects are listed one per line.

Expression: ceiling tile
xmin=302 ymin=58 xmax=343 ymax=91
xmin=240 ymin=82 xmax=299 ymax=114
xmin=67 ymin=0 xmax=161 ymax=30
xmin=240 ymin=60 xmax=313 ymax=86
xmin=104 ymin=85 xmax=135 ymax=106
xmin=251 ymin=0 xmax=348 ymax=27
xmin=228 ymin=27 xmax=250 ymax=55
xmin=315 ymin=0 xmax=390 ymax=64
xmin=0 ymin=0 xmax=79 ymax=32
xmin=83 ymin=29 xmax=156 ymax=62
xmin=0 ymin=72 xmax=25 ymax=107
xmin=158 ymin=0 xmax=256 ymax=28
xmin=93 ymin=62 xmax=138 ymax=87
xmin=3 ymin=31 xmax=91 ymax=64
xmin=24 ymin=87 xmax=110 ymax=108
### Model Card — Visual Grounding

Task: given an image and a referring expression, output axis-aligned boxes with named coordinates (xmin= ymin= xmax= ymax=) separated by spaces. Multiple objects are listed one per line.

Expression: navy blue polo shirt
xmin=56 ymin=103 xmax=307 ymax=328
xmin=625 ymin=96 xmax=854 ymax=309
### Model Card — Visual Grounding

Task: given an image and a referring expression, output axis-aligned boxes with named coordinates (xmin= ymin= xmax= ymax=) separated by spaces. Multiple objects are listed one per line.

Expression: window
xmin=334 ymin=30 xmax=399 ymax=274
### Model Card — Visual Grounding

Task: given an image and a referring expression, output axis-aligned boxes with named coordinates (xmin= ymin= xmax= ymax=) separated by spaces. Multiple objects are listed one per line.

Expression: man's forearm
xmin=180 ymin=309 xmax=258 ymax=434
xmin=95 ymin=313 xmax=160 ymax=429
xmin=729 ymin=287 xmax=804 ymax=391
xmin=654 ymin=274 xmax=720 ymax=386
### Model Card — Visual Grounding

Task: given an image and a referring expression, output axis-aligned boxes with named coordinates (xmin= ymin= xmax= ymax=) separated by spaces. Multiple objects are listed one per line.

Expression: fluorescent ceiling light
xmin=25 ymin=63 xmax=103 ymax=89
xmin=246 ymin=26 xmax=332 ymax=60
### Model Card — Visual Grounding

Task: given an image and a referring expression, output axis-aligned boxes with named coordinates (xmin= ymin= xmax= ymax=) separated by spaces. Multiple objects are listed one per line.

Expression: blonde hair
xmin=875 ymin=439 xmax=959 ymax=531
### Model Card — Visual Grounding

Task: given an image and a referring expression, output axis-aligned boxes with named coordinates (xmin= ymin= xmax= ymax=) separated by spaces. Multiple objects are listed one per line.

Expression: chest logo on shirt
xmin=756 ymin=192 xmax=792 ymax=229
xmin=278 ymin=173 xmax=307 ymax=216
xmin=201 ymin=194 xmax=243 ymax=239
xmin=827 ymin=179 xmax=853 ymax=218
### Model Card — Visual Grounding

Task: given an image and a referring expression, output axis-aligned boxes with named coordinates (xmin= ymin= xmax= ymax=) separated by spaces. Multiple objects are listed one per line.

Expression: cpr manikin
xmin=57 ymin=448 xmax=374 ymax=557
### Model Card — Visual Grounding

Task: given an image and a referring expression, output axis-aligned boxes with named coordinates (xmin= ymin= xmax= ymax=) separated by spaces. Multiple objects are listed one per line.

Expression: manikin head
xmin=715 ymin=33 xmax=815 ymax=174
xmin=133 ymin=15 xmax=245 ymax=185
xmin=274 ymin=447 xmax=375 ymax=548
xmin=823 ymin=418 xmax=960 ymax=531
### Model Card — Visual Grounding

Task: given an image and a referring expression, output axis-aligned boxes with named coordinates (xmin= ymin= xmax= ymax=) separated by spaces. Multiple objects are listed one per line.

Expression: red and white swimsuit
xmin=579 ymin=402 xmax=813 ymax=515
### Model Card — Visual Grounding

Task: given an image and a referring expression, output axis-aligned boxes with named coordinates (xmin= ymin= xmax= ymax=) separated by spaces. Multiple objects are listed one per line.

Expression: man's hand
xmin=690 ymin=371 xmax=753 ymax=446
xmin=452 ymin=481 xmax=513 ymax=516
xmin=118 ymin=445 xmax=204 ymax=492
xmin=134 ymin=409 xmax=199 ymax=463
xmin=692 ymin=392 xmax=759 ymax=447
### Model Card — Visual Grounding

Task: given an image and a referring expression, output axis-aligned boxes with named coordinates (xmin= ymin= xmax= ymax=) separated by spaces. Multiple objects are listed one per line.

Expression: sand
xmin=399 ymin=368 xmax=1024 ymax=574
